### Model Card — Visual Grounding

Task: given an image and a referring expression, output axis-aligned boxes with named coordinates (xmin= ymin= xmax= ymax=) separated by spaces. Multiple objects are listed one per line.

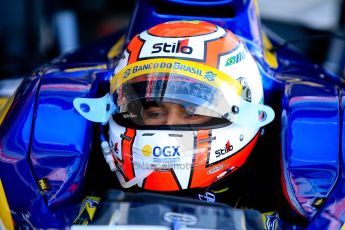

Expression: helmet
xmin=74 ymin=21 xmax=275 ymax=192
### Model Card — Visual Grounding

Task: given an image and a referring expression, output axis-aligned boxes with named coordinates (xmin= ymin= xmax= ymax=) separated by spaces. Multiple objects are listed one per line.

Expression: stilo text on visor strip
xmin=110 ymin=58 xmax=243 ymax=95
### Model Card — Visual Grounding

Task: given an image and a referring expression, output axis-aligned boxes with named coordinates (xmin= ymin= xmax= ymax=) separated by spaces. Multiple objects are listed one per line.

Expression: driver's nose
xmin=164 ymin=104 xmax=185 ymax=125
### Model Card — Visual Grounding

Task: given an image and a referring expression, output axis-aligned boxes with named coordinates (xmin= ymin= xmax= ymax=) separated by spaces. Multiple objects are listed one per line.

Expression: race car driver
xmin=73 ymin=20 xmax=282 ymax=227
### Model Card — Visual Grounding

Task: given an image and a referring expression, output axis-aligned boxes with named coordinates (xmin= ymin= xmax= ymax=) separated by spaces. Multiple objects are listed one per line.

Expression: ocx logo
xmin=153 ymin=146 xmax=180 ymax=157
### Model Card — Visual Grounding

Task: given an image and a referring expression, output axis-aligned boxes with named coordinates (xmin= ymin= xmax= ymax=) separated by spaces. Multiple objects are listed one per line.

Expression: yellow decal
xmin=0 ymin=95 xmax=15 ymax=126
xmin=313 ymin=198 xmax=324 ymax=207
xmin=262 ymin=211 xmax=279 ymax=230
xmin=262 ymin=33 xmax=278 ymax=69
xmin=85 ymin=196 xmax=100 ymax=221
xmin=110 ymin=58 xmax=242 ymax=95
xmin=73 ymin=196 xmax=101 ymax=225
xmin=38 ymin=178 xmax=49 ymax=191
xmin=107 ymin=35 xmax=125 ymax=59
xmin=0 ymin=179 xmax=14 ymax=230
xmin=142 ymin=145 xmax=152 ymax=157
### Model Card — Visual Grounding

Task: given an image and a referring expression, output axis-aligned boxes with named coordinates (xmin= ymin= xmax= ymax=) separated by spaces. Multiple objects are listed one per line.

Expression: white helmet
xmin=74 ymin=20 xmax=275 ymax=192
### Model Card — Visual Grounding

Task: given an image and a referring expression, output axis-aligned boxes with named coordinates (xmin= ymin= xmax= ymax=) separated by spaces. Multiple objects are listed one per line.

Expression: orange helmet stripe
xmin=127 ymin=36 xmax=145 ymax=64
xmin=190 ymin=130 xmax=260 ymax=189
xmin=205 ymin=32 xmax=240 ymax=68
xmin=121 ymin=128 xmax=136 ymax=180
xmin=190 ymin=130 xmax=212 ymax=188
xmin=143 ymin=170 xmax=181 ymax=191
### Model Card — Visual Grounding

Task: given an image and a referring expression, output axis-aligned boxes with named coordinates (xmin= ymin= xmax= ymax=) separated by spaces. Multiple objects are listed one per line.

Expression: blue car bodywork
xmin=0 ymin=0 xmax=344 ymax=228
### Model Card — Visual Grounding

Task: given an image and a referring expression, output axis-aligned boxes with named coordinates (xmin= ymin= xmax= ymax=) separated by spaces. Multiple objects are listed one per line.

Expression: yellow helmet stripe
xmin=110 ymin=58 xmax=242 ymax=95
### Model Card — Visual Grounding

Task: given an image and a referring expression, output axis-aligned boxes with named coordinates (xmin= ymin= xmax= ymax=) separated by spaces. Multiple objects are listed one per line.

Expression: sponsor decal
xmin=164 ymin=212 xmax=197 ymax=226
xmin=225 ymin=50 xmax=246 ymax=66
xmin=114 ymin=142 xmax=119 ymax=154
xmin=198 ymin=192 xmax=216 ymax=202
xmin=204 ymin=71 xmax=216 ymax=81
xmin=123 ymin=68 xmax=131 ymax=78
xmin=312 ymin=197 xmax=326 ymax=208
xmin=153 ymin=146 xmax=180 ymax=157
xmin=73 ymin=196 xmax=101 ymax=224
xmin=198 ymin=136 xmax=216 ymax=144
xmin=264 ymin=212 xmax=279 ymax=230
xmin=139 ymin=26 xmax=226 ymax=60
xmin=168 ymin=133 xmax=183 ymax=137
xmin=152 ymin=39 xmax=193 ymax=55
xmin=142 ymin=145 xmax=152 ymax=156
xmin=110 ymin=141 xmax=119 ymax=154
xmin=173 ymin=62 xmax=202 ymax=75
xmin=207 ymin=164 xmax=224 ymax=174
xmin=127 ymin=61 xmax=203 ymax=76
xmin=141 ymin=145 xmax=181 ymax=163
xmin=38 ymin=178 xmax=50 ymax=191
xmin=215 ymin=140 xmax=233 ymax=158
xmin=85 ymin=198 xmax=99 ymax=208
xmin=111 ymin=58 xmax=243 ymax=95
xmin=122 ymin=112 xmax=137 ymax=119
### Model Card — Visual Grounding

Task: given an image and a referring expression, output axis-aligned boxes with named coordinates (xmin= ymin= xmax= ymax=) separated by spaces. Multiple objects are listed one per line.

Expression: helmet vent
xmin=142 ymin=133 xmax=155 ymax=136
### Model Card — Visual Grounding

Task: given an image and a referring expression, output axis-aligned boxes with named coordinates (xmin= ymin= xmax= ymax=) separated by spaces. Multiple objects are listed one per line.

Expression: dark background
xmin=0 ymin=0 xmax=135 ymax=78
xmin=1 ymin=0 xmax=345 ymax=78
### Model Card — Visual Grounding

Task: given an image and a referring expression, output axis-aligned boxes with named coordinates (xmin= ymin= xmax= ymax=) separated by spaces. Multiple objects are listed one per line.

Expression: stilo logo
xmin=215 ymin=140 xmax=233 ymax=158
xmin=152 ymin=39 xmax=193 ymax=54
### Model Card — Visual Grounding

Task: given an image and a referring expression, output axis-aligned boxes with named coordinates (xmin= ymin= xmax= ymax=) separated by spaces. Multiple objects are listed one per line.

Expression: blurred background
xmin=0 ymin=0 xmax=135 ymax=79
xmin=1 ymin=0 xmax=345 ymax=80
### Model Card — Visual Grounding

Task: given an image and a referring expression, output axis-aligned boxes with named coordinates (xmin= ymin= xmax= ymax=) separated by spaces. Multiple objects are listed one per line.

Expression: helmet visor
xmin=111 ymin=58 xmax=273 ymax=128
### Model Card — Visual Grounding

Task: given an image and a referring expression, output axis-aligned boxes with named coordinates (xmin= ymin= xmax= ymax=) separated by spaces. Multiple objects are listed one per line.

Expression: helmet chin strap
xmin=115 ymin=169 xmax=154 ymax=188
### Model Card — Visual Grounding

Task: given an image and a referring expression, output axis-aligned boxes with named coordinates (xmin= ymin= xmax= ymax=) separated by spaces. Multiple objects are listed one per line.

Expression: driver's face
xmin=141 ymin=102 xmax=212 ymax=125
